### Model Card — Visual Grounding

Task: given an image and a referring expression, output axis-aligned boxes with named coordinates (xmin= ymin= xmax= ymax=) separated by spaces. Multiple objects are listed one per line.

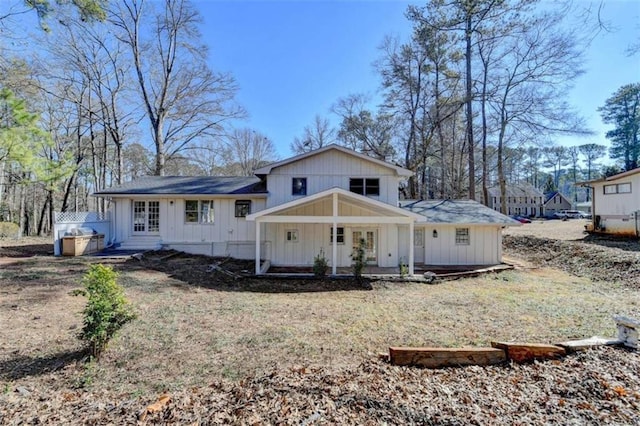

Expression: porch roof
xmin=246 ymin=187 xmax=423 ymax=223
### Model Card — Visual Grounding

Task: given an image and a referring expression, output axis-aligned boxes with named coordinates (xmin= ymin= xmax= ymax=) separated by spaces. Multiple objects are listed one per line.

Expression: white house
xmin=92 ymin=145 xmax=520 ymax=274
xmin=578 ymin=167 xmax=640 ymax=237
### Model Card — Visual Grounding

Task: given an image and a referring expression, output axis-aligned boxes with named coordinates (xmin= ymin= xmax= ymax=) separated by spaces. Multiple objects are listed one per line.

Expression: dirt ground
xmin=1 ymin=228 xmax=639 ymax=424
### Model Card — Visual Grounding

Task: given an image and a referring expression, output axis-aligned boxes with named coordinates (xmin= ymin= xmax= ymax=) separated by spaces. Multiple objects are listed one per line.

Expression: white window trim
xmin=185 ymin=200 xmax=215 ymax=225
xmin=285 ymin=229 xmax=299 ymax=243
xmin=455 ymin=228 xmax=470 ymax=245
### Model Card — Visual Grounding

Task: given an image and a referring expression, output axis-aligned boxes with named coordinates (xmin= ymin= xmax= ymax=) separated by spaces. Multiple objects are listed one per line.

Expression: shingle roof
xmin=93 ymin=176 xmax=266 ymax=196
xmin=400 ymin=199 xmax=521 ymax=225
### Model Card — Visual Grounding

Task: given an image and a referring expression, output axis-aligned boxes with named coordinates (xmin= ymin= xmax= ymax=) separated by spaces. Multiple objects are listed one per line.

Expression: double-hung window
xmin=349 ymin=178 xmax=380 ymax=196
xmin=185 ymin=200 xmax=215 ymax=224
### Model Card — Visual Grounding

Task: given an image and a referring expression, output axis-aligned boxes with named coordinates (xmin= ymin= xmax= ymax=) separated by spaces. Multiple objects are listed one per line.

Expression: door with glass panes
xmin=352 ymin=229 xmax=377 ymax=265
xmin=132 ymin=201 xmax=160 ymax=234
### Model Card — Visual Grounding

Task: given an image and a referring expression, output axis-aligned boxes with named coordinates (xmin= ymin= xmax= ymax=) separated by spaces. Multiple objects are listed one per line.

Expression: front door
xmin=132 ymin=200 xmax=160 ymax=235
xmin=352 ymin=229 xmax=377 ymax=265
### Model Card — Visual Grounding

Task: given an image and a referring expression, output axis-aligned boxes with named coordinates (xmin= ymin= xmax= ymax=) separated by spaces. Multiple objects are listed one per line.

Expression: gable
xmin=269 ymin=148 xmax=393 ymax=177
xmin=254 ymin=144 xmax=412 ymax=177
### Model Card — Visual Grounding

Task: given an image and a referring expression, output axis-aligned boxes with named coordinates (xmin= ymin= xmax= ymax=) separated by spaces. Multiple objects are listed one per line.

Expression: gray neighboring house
xmin=543 ymin=191 xmax=572 ymax=217
xmin=485 ymin=184 xmax=544 ymax=217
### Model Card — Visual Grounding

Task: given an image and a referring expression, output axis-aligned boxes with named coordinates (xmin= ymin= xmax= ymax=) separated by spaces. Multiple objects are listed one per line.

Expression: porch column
xmin=255 ymin=219 xmax=261 ymax=275
xmin=332 ymin=192 xmax=338 ymax=275
xmin=408 ymin=220 xmax=415 ymax=275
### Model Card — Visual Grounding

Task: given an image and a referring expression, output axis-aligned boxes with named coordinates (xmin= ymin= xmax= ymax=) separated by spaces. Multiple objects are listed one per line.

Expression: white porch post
xmin=409 ymin=220 xmax=415 ymax=275
xmin=255 ymin=219 xmax=261 ymax=275
xmin=332 ymin=192 xmax=338 ymax=275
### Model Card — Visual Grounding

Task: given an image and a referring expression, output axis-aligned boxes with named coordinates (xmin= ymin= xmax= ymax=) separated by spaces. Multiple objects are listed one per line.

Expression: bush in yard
xmin=0 ymin=221 xmax=19 ymax=238
xmin=351 ymin=238 xmax=366 ymax=281
xmin=313 ymin=248 xmax=329 ymax=278
xmin=76 ymin=264 xmax=135 ymax=358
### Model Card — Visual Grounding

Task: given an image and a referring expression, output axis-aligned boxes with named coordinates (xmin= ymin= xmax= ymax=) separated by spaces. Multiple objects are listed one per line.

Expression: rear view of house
xmin=86 ymin=145 xmax=519 ymax=274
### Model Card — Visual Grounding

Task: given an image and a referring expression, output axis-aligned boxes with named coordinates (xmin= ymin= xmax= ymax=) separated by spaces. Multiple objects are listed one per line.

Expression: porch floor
xmin=265 ymin=263 xmax=513 ymax=279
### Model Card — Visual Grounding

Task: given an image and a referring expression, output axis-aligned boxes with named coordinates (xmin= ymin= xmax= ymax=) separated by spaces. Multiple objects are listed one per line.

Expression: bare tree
xmin=290 ymin=114 xmax=336 ymax=154
xmin=222 ymin=128 xmax=278 ymax=176
xmin=109 ymin=0 xmax=243 ymax=175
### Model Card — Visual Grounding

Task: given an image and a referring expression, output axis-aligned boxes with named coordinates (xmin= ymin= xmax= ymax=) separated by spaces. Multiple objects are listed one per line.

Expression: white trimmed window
xmin=330 ymin=227 xmax=345 ymax=244
xmin=286 ymin=229 xmax=299 ymax=242
xmin=235 ymin=200 xmax=251 ymax=217
xmin=604 ymin=183 xmax=631 ymax=194
xmin=349 ymin=178 xmax=380 ymax=196
xmin=455 ymin=228 xmax=470 ymax=245
xmin=185 ymin=200 xmax=215 ymax=224
xmin=292 ymin=177 xmax=307 ymax=195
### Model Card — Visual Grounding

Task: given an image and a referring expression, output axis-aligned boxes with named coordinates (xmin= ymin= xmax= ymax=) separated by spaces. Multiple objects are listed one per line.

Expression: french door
xmin=132 ymin=200 xmax=160 ymax=234
xmin=352 ymin=229 xmax=377 ymax=265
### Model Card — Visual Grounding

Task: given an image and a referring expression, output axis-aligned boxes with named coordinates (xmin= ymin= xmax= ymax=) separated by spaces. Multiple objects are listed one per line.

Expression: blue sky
xmin=196 ymin=0 xmax=640 ymax=158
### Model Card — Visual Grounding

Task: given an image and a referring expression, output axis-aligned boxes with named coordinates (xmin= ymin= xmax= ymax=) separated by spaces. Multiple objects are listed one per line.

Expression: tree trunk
xmin=465 ymin=14 xmax=476 ymax=201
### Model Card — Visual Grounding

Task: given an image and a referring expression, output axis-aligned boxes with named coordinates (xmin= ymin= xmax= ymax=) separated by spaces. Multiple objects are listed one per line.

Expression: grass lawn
xmin=1 ymin=255 xmax=637 ymax=396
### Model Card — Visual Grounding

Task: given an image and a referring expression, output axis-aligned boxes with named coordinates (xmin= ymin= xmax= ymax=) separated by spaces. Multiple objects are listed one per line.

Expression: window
xmin=292 ymin=177 xmax=307 ymax=195
xmin=455 ymin=228 xmax=470 ymax=245
xmin=235 ymin=200 xmax=251 ymax=217
xmin=349 ymin=178 xmax=380 ymax=196
xmin=330 ymin=226 xmax=345 ymax=244
xmin=185 ymin=200 xmax=215 ymax=224
xmin=604 ymin=183 xmax=632 ymax=194
xmin=286 ymin=229 xmax=299 ymax=242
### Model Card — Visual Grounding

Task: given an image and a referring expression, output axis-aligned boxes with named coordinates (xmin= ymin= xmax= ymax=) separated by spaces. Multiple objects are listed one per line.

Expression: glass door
xmin=132 ymin=200 xmax=160 ymax=234
xmin=352 ymin=229 xmax=377 ymax=265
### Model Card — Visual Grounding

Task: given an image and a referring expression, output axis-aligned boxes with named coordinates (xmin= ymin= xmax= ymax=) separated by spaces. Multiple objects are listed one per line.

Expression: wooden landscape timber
xmin=491 ymin=342 xmax=566 ymax=363
xmin=388 ymin=317 xmax=638 ymax=369
xmin=388 ymin=347 xmax=507 ymax=368
xmin=557 ymin=336 xmax=622 ymax=353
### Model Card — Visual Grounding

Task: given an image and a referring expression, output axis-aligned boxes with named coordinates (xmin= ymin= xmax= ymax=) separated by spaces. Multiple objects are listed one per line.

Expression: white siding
xmin=592 ymin=173 xmax=640 ymax=236
xmin=266 ymin=150 xmax=400 ymax=207
xmin=112 ymin=197 xmax=266 ymax=254
xmin=265 ymin=223 xmax=398 ymax=267
xmin=420 ymin=225 xmax=501 ymax=265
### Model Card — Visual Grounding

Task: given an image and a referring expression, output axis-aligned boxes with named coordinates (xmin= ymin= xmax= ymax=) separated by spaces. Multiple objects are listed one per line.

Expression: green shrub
xmin=76 ymin=264 xmax=135 ymax=358
xmin=0 ymin=222 xmax=19 ymax=238
xmin=399 ymin=257 xmax=409 ymax=278
xmin=313 ymin=248 xmax=329 ymax=278
xmin=351 ymin=238 xmax=366 ymax=281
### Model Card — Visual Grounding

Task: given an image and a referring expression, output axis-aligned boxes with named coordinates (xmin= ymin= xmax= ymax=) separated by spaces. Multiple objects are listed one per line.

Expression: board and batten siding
xmin=114 ymin=197 xmax=266 ymax=256
xmin=403 ymin=225 xmax=502 ymax=265
xmin=265 ymin=149 xmax=401 ymax=208
xmin=265 ymin=223 xmax=399 ymax=267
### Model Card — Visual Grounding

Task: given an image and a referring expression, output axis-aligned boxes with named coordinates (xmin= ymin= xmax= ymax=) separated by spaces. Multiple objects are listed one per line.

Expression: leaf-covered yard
xmin=1 ymin=234 xmax=639 ymax=424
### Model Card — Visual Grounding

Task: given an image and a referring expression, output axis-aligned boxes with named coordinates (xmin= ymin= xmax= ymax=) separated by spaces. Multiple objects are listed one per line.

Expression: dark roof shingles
xmin=400 ymin=199 xmax=520 ymax=225
xmin=94 ymin=176 xmax=266 ymax=196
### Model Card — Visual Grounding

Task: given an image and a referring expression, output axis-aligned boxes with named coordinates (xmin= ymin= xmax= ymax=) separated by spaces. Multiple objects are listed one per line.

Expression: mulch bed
xmin=125 ymin=250 xmax=373 ymax=292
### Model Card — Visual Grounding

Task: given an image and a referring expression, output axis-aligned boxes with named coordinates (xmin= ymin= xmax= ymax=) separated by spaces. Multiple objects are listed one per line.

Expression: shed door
xmin=132 ymin=200 xmax=160 ymax=235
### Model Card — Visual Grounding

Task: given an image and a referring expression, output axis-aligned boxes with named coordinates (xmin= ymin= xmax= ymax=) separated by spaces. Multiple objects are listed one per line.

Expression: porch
xmin=247 ymin=188 xmax=425 ymax=275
